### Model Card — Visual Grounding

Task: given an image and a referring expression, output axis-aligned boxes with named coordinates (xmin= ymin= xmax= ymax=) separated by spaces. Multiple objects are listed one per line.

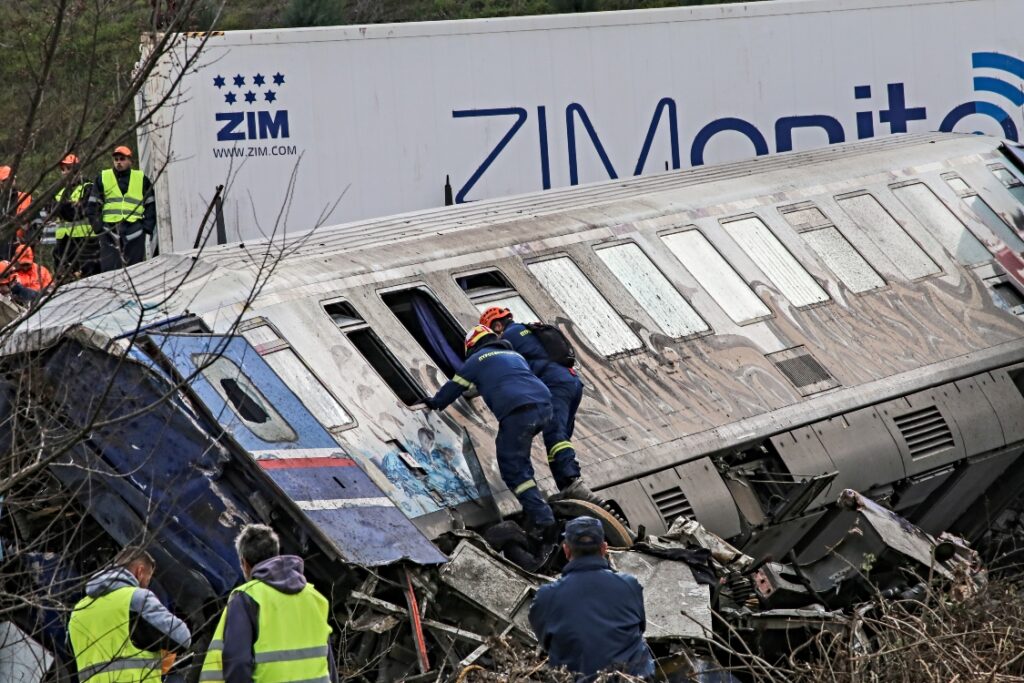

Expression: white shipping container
xmin=137 ymin=0 xmax=1024 ymax=253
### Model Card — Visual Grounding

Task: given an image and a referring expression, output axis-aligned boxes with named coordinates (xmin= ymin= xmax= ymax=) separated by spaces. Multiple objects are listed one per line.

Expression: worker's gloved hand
xmin=421 ymin=397 xmax=438 ymax=411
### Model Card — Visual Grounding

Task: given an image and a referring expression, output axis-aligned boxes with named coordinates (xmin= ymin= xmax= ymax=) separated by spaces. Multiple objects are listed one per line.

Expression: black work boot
xmin=549 ymin=477 xmax=606 ymax=506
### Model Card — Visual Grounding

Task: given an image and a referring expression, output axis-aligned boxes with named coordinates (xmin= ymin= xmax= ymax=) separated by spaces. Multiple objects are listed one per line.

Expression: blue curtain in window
xmin=411 ymin=292 xmax=463 ymax=375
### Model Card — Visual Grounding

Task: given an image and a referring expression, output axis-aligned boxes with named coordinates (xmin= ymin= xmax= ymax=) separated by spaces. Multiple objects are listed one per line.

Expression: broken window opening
xmin=193 ymin=353 xmax=297 ymax=443
xmin=989 ymin=163 xmax=1024 ymax=207
xmin=456 ymin=269 xmax=540 ymax=322
xmin=779 ymin=204 xmax=885 ymax=294
xmin=942 ymin=173 xmax=1024 ymax=252
xmin=890 ymin=182 xmax=991 ymax=266
xmin=595 ymin=242 xmax=709 ymax=338
xmin=324 ymin=300 xmax=427 ymax=407
xmin=660 ymin=229 xmax=771 ymax=324
xmin=835 ymin=192 xmax=941 ymax=280
xmin=240 ymin=323 xmax=355 ymax=433
xmin=381 ymin=287 xmax=466 ymax=377
xmin=527 ymin=256 xmax=644 ymax=358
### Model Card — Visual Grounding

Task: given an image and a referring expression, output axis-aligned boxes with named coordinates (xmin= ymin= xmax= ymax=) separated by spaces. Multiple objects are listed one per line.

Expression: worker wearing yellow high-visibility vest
xmin=86 ymin=145 xmax=156 ymax=272
xmin=68 ymin=546 xmax=191 ymax=682
xmin=52 ymin=153 xmax=100 ymax=277
xmin=200 ymin=524 xmax=336 ymax=683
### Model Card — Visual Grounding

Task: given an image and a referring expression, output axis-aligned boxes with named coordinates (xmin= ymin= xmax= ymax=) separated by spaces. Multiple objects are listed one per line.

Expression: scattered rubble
xmin=1 ymin=487 xmax=1011 ymax=681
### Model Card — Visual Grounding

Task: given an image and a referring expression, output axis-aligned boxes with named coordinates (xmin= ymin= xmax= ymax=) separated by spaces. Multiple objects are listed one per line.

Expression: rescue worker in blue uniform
xmin=529 ymin=516 xmax=655 ymax=681
xmin=480 ymin=307 xmax=601 ymax=504
xmin=424 ymin=324 xmax=556 ymax=533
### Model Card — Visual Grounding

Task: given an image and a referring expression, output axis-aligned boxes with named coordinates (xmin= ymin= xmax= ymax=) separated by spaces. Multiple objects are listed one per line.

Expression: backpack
xmin=524 ymin=322 xmax=576 ymax=368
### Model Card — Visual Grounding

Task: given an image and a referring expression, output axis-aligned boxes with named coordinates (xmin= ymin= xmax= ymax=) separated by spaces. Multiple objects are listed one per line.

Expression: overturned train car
xmin=4 ymin=132 xmax=1024 ymax=667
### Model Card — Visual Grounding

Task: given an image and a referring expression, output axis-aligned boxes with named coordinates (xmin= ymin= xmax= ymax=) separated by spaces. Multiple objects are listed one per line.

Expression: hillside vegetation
xmin=0 ymin=0 xmax=763 ymax=189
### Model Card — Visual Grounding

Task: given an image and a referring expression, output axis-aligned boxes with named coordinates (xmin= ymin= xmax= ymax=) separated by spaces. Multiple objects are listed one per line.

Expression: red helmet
xmin=479 ymin=306 xmax=512 ymax=328
xmin=464 ymin=324 xmax=495 ymax=353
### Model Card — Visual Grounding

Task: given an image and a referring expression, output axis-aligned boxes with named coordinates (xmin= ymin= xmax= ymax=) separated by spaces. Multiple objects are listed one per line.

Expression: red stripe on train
xmin=259 ymin=457 xmax=357 ymax=469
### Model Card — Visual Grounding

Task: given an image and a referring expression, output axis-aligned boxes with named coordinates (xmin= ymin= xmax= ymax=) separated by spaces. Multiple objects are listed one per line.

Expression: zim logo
xmin=212 ymin=71 xmax=290 ymax=142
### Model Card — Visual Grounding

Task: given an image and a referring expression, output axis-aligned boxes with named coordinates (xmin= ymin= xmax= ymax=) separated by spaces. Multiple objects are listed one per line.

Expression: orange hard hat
xmin=14 ymin=245 xmax=34 ymax=265
xmin=59 ymin=153 xmax=79 ymax=166
xmin=464 ymin=324 xmax=495 ymax=354
xmin=479 ymin=306 xmax=512 ymax=328
xmin=0 ymin=166 xmax=10 ymax=182
xmin=113 ymin=145 xmax=133 ymax=157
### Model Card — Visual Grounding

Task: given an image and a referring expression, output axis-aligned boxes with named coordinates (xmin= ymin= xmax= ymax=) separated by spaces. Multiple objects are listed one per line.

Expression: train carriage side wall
xmin=138 ymin=0 xmax=1024 ymax=253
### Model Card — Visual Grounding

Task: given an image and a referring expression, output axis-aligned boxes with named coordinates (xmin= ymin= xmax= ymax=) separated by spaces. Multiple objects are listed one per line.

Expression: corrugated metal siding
xmin=195 ymin=134 xmax=970 ymax=269
xmin=721 ymin=216 xmax=830 ymax=307
xmin=527 ymin=257 xmax=643 ymax=356
xmin=661 ymin=230 xmax=771 ymax=324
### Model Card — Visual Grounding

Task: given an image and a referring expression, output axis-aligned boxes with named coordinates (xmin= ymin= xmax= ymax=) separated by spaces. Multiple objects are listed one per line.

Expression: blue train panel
xmin=147 ymin=333 xmax=447 ymax=566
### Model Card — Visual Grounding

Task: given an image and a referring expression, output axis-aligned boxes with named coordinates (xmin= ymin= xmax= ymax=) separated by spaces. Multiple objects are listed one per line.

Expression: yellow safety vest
xmin=67 ymin=586 xmax=162 ymax=683
xmin=200 ymin=579 xmax=332 ymax=683
xmin=54 ymin=184 xmax=95 ymax=238
xmin=100 ymin=169 xmax=145 ymax=224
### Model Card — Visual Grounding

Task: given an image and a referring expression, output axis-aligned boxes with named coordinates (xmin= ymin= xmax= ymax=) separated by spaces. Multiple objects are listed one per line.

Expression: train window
xmin=456 ymin=269 xmax=539 ymax=322
xmin=527 ymin=256 xmax=643 ymax=357
xmin=988 ymin=164 xmax=1024 ymax=206
xmin=594 ymin=242 xmax=709 ymax=338
xmin=720 ymin=215 xmax=830 ymax=307
xmin=660 ymin=229 xmax=771 ymax=324
xmin=779 ymin=206 xmax=831 ymax=231
xmin=240 ymin=322 xmax=355 ymax=433
xmin=835 ymin=193 xmax=941 ymax=280
xmin=779 ymin=204 xmax=884 ymax=293
xmin=380 ymin=287 xmax=465 ymax=378
xmin=193 ymin=354 xmax=298 ymax=443
xmin=941 ymin=174 xmax=1024 ymax=252
xmin=324 ymin=301 xmax=426 ymax=406
xmin=890 ymin=183 xmax=990 ymax=266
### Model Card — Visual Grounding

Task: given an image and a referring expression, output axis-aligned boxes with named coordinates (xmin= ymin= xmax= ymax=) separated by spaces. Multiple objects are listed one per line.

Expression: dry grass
xmin=780 ymin=578 xmax=1024 ymax=683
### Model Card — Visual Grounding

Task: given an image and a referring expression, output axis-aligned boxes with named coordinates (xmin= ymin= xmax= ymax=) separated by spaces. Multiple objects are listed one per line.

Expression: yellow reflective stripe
xmin=547 ymin=441 xmax=573 ymax=462
xmin=101 ymin=169 xmax=145 ymax=223
xmin=452 ymin=375 xmax=474 ymax=389
xmin=55 ymin=223 xmax=94 ymax=239
xmin=514 ymin=479 xmax=536 ymax=495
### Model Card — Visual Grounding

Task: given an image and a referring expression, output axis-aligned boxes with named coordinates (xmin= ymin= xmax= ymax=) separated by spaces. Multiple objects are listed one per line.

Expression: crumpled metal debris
xmin=661 ymin=516 xmax=755 ymax=572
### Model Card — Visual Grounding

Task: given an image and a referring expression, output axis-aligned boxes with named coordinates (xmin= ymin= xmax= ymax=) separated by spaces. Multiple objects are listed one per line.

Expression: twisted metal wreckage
xmin=3 ymin=133 xmax=1024 ymax=680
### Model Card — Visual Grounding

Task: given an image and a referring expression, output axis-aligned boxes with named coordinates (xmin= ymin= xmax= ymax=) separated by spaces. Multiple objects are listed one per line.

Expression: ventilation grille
xmin=893 ymin=406 xmax=954 ymax=459
xmin=651 ymin=486 xmax=694 ymax=525
xmin=767 ymin=346 xmax=840 ymax=396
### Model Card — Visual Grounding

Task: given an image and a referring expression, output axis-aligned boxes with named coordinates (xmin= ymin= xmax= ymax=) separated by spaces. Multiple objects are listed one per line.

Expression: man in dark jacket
xmin=200 ymin=524 xmax=337 ymax=683
xmin=86 ymin=145 xmax=156 ymax=271
xmin=425 ymin=324 xmax=556 ymax=534
xmin=479 ymin=307 xmax=601 ymax=505
xmin=68 ymin=546 xmax=191 ymax=681
xmin=529 ymin=516 xmax=655 ymax=682
xmin=51 ymin=153 xmax=99 ymax=277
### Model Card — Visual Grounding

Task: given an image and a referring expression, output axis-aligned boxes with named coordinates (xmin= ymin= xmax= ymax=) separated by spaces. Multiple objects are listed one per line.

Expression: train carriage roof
xmin=1 ymin=132 xmax=1010 ymax=353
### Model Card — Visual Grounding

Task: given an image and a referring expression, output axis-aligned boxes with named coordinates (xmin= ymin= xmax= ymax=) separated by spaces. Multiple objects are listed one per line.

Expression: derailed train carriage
xmin=5 ymin=132 xmax=1024 ymax=675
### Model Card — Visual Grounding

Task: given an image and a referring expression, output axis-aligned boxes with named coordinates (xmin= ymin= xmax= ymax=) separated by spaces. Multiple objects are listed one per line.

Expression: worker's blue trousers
xmin=541 ymin=379 xmax=584 ymax=490
xmin=495 ymin=402 xmax=555 ymax=527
